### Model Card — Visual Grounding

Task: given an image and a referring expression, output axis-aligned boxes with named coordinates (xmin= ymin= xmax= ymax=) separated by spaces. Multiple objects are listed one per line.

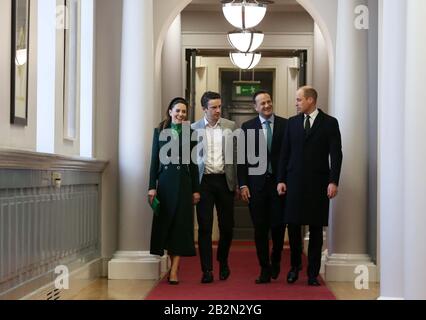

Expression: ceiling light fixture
xmin=222 ymin=0 xmax=272 ymax=30
xmin=227 ymin=29 xmax=264 ymax=53
xmin=229 ymin=52 xmax=262 ymax=70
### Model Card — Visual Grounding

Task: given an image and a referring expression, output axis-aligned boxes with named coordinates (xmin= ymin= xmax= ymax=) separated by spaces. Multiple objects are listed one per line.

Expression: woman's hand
xmin=148 ymin=189 xmax=157 ymax=205
xmin=193 ymin=192 xmax=201 ymax=205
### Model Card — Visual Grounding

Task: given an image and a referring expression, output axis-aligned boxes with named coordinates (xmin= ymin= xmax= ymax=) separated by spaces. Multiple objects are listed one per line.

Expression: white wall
xmin=154 ymin=0 xmax=190 ymax=128
xmin=94 ymin=0 xmax=122 ymax=259
xmin=297 ymin=0 xmax=337 ymax=56
xmin=297 ymin=0 xmax=337 ymax=112
xmin=54 ymin=0 xmax=80 ymax=156
xmin=80 ymin=0 xmax=95 ymax=158
xmin=54 ymin=0 xmax=94 ymax=157
xmin=0 ymin=0 xmax=94 ymax=156
xmin=37 ymin=0 xmax=56 ymax=154
xmin=161 ymin=14 xmax=183 ymax=112
xmin=313 ymin=23 xmax=329 ymax=111
xmin=50 ymin=0 xmax=94 ymax=158
xmin=0 ymin=0 xmax=38 ymax=151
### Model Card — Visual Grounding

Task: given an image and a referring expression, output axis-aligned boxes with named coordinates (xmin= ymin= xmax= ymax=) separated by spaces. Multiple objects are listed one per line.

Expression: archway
xmin=113 ymin=0 xmax=378 ymax=288
xmin=153 ymin=0 xmax=336 ymax=116
xmin=152 ymin=0 xmax=338 ymax=263
xmin=151 ymin=0 xmax=378 ymax=285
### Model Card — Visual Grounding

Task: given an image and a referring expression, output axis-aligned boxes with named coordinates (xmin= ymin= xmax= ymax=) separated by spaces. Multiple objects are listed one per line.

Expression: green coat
xmin=148 ymin=125 xmax=200 ymax=256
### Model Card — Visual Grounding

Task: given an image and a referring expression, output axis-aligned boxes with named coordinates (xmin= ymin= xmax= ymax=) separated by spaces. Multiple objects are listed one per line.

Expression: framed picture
xmin=11 ymin=0 xmax=30 ymax=126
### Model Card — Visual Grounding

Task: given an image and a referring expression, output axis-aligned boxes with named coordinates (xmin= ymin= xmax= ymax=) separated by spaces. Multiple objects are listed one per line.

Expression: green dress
xmin=148 ymin=123 xmax=200 ymax=256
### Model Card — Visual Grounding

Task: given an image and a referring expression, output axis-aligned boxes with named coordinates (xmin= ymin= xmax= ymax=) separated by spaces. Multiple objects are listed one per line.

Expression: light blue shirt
xmin=259 ymin=114 xmax=275 ymax=138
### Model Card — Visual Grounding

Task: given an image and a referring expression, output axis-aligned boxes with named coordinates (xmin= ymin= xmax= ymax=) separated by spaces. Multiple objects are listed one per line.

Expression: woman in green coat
xmin=148 ymin=97 xmax=200 ymax=285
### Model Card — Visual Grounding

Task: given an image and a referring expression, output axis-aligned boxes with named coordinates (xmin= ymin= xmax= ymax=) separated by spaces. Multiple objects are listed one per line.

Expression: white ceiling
xmin=184 ymin=0 xmax=305 ymax=13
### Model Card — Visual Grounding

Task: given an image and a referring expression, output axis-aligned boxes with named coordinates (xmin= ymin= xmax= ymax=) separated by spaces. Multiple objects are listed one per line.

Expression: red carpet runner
xmin=146 ymin=244 xmax=336 ymax=300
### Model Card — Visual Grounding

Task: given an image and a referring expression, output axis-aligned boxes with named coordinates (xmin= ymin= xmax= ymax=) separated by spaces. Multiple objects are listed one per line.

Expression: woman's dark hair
xmin=158 ymin=97 xmax=189 ymax=130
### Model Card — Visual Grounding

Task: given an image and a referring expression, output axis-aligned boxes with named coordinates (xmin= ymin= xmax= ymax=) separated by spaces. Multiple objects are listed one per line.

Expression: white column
xmin=403 ymin=0 xmax=426 ymax=300
xmin=325 ymin=0 xmax=377 ymax=281
xmin=377 ymin=0 xmax=405 ymax=300
xmin=108 ymin=0 xmax=166 ymax=280
xmin=161 ymin=14 xmax=183 ymax=112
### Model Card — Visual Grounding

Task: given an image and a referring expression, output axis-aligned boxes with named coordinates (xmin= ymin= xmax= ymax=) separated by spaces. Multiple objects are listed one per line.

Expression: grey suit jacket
xmin=191 ymin=118 xmax=238 ymax=192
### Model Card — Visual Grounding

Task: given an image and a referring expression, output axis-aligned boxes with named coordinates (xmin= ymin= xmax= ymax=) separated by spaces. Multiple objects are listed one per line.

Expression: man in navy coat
xmin=238 ymin=91 xmax=288 ymax=284
xmin=277 ymin=86 xmax=343 ymax=286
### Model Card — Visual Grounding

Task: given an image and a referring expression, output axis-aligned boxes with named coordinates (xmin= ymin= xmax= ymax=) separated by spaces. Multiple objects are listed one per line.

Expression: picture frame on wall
xmin=11 ymin=0 xmax=30 ymax=126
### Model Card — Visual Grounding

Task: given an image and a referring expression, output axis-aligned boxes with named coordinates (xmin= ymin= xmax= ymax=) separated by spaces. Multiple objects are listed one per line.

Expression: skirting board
xmin=108 ymin=251 xmax=167 ymax=280
xmin=19 ymin=258 xmax=103 ymax=300
xmin=325 ymin=253 xmax=378 ymax=282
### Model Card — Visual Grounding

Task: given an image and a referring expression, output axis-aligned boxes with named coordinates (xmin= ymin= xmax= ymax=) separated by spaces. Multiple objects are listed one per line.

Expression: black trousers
xmin=288 ymin=224 xmax=323 ymax=278
xmin=248 ymin=175 xmax=285 ymax=269
xmin=196 ymin=174 xmax=234 ymax=272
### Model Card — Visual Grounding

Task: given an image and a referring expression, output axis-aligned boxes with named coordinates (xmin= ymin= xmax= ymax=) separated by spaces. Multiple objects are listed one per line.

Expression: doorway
xmin=187 ymin=50 xmax=304 ymax=240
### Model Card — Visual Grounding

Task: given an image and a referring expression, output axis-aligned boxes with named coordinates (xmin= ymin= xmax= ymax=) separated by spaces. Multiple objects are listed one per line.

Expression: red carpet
xmin=146 ymin=244 xmax=336 ymax=300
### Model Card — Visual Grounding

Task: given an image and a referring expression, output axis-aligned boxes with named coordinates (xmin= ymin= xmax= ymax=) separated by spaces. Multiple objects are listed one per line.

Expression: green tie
xmin=264 ymin=120 xmax=273 ymax=174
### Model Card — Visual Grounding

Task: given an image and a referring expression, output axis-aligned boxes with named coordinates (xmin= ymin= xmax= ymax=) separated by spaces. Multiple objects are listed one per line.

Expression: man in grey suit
xmin=192 ymin=91 xmax=238 ymax=284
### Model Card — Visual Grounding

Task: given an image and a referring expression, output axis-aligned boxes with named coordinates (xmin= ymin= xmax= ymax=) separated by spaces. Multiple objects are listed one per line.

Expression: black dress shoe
xmin=286 ymin=267 xmax=299 ymax=284
xmin=308 ymin=277 xmax=321 ymax=286
xmin=255 ymin=268 xmax=271 ymax=284
xmin=201 ymin=271 xmax=214 ymax=284
xmin=219 ymin=263 xmax=230 ymax=280
xmin=271 ymin=263 xmax=280 ymax=280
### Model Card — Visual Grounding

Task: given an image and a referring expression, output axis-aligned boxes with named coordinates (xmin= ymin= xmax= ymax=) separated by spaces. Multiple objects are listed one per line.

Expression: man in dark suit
xmin=238 ymin=91 xmax=288 ymax=284
xmin=277 ymin=86 xmax=342 ymax=286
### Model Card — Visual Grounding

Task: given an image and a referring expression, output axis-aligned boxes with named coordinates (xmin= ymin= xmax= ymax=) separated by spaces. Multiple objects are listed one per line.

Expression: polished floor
xmin=62 ymin=243 xmax=380 ymax=300
xmin=65 ymin=244 xmax=380 ymax=300
xmin=67 ymin=276 xmax=379 ymax=300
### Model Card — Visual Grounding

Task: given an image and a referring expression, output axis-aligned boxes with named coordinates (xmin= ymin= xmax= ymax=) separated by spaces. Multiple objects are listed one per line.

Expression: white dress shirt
xmin=204 ymin=118 xmax=225 ymax=174
xmin=304 ymin=108 xmax=319 ymax=127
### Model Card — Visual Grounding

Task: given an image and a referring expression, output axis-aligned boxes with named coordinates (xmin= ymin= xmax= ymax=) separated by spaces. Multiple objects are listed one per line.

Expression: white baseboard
xmin=20 ymin=258 xmax=103 ymax=300
xmin=108 ymin=251 xmax=163 ymax=280
xmin=377 ymin=296 xmax=404 ymax=300
xmin=325 ymin=253 xmax=378 ymax=282
xmin=101 ymin=257 xmax=110 ymax=277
